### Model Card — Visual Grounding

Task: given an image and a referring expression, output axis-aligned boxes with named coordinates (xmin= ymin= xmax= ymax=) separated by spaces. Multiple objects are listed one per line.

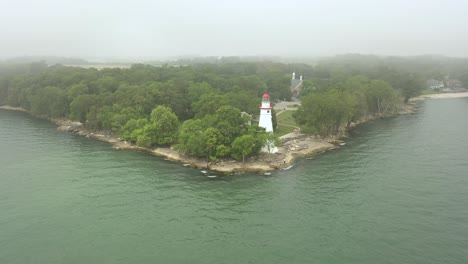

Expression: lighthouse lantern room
xmin=259 ymin=92 xmax=273 ymax=132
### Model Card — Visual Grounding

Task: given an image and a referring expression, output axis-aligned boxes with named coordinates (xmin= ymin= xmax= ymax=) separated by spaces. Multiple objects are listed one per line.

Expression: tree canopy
xmin=1 ymin=56 xmax=465 ymax=158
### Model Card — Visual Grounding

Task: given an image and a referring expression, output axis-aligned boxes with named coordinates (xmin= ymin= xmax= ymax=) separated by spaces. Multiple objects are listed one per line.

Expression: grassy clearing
xmin=275 ymin=110 xmax=300 ymax=136
xmin=421 ymin=89 xmax=438 ymax=95
xmin=276 ymin=125 xmax=295 ymax=136
xmin=276 ymin=110 xmax=298 ymax=126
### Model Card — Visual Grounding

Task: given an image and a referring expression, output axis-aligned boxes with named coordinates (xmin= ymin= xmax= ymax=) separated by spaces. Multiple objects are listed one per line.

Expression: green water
xmin=1 ymin=99 xmax=468 ymax=264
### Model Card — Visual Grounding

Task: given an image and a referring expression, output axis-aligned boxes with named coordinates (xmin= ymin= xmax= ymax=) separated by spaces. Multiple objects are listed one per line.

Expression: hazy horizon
xmin=1 ymin=0 xmax=467 ymax=60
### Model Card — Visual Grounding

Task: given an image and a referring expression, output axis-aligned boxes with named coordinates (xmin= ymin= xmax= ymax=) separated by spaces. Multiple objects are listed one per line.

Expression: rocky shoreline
xmin=1 ymin=101 xmax=418 ymax=173
xmin=52 ymin=118 xmax=336 ymax=173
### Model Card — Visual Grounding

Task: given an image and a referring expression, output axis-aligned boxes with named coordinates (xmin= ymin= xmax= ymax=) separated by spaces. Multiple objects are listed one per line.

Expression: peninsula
xmin=0 ymin=99 xmax=414 ymax=173
xmin=1 ymin=56 xmax=468 ymax=173
xmin=3 ymin=90 xmax=465 ymax=173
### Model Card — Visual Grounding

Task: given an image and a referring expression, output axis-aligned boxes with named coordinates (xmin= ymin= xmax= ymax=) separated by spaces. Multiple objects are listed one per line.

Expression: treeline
xmin=0 ymin=62 xmax=292 ymax=162
xmin=293 ymin=76 xmax=403 ymax=136
xmin=0 ymin=61 xmax=48 ymax=77
xmin=1 ymin=55 xmax=466 ymax=158
xmin=289 ymin=54 xmax=468 ymax=136
xmin=3 ymin=56 xmax=89 ymax=66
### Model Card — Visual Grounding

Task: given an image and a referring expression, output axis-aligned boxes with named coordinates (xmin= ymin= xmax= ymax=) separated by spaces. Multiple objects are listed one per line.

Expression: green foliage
xmin=231 ymin=134 xmax=256 ymax=163
xmin=276 ymin=110 xmax=297 ymax=126
xmin=67 ymin=83 xmax=89 ymax=101
xmin=271 ymin=108 xmax=278 ymax=131
xmin=192 ymin=93 xmax=227 ymax=119
xmin=175 ymin=105 xmax=260 ymax=161
xmin=175 ymin=118 xmax=221 ymax=160
xmin=30 ymin=86 xmax=69 ymax=117
xmin=70 ymin=94 xmax=97 ymax=123
xmin=294 ymin=75 xmax=402 ymax=137
xmin=3 ymin=57 xmax=466 ymax=160
xmin=299 ymin=80 xmax=317 ymax=97
xmin=137 ymin=105 xmax=179 ymax=146
xmin=119 ymin=106 xmax=179 ymax=147
xmin=365 ymin=80 xmax=400 ymax=114
xmin=263 ymin=132 xmax=280 ymax=153
xmin=215 ymin=106 xmax=249 ymax=145
xmin=294 ymin=89 xmax=357 ymax=136
xmin=230 ymin=126 xmax=267 ymax=163
xmin=120 ymin=118 xmax=149 ymax=143
xmin=391 ymin=73 xmax=424 ymax=103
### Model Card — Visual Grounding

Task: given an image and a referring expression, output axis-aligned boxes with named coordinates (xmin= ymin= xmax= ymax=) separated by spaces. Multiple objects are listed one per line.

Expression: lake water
xmin=1 ymin=98 xmax=468 ymax=264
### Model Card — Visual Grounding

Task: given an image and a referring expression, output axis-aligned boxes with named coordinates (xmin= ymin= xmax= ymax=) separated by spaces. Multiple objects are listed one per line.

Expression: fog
xmin=1 ymin=0 xmax=467 ymax=60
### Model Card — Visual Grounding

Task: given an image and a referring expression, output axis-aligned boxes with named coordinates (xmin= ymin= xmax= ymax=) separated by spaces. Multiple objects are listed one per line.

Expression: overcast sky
xmin=1 ymin=0 xmax=467 ymax=60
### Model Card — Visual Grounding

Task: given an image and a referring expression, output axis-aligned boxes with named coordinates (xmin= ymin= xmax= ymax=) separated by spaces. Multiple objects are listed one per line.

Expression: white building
xmin=258 ymin=92 xmax=277 ymax=153
xmin=258 ymin=92 xmax=273 ymax=132
xmin=426 ymin=79 xmax=444 ymax=90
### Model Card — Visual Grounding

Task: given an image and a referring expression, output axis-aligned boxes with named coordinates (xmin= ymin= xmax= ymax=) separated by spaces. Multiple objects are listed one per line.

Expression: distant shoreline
xmin=0 ymin=99 xmax=420 ymax=173
xmin=412 ymin=92 xmax=468 ymax=100
xmin=0 ymin=105 xmax=28 ymax=112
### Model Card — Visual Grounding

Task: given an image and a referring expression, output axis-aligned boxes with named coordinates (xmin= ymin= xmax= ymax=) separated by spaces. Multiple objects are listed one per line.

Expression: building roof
xmin=262 ymin=92 xmax=270 ymax=98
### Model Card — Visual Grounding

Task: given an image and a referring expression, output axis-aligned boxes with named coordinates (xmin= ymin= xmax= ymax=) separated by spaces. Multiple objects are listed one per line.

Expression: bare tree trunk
xmin=377 ymin=96 xmax=381 ymax=113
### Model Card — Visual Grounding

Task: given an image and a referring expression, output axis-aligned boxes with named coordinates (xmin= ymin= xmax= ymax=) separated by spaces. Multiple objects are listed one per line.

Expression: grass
xmin=276 ymin=125 xmax=295 ymax=136
xmin=421 ymin=89 xmax=439 ymax=95
xmin=276 ymin=110 xmax=297 ymax=126
xmin=275 ymin=110 xmax=300 ymax=136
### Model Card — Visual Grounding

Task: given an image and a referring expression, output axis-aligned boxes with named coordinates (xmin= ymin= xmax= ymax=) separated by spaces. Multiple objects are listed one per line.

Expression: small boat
xmin=207 ymin=175 xmax=217 ymax=178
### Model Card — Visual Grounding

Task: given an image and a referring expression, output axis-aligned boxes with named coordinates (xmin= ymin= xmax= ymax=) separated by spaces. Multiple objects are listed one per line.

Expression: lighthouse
xmin=259 ymin=92 xmax=273 ymax=132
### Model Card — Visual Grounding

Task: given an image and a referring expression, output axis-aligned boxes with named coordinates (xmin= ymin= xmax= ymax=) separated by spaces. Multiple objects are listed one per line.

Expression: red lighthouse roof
xmin=262 ymin=92 xmax=270 ymax=98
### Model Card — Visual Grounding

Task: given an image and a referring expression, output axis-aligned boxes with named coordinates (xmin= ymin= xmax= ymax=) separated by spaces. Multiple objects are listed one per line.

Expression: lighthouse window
xmin=267 ymin=110 xmax=270 ymax=113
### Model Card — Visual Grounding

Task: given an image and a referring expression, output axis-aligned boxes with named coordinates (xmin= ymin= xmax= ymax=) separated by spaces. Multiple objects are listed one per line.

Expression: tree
xmin=143 ymin=105 xmax=179 ymax=146
xmin=271 ymin=108 xmax=278 ymax=131
xmin=366 ymin=80 xmax=400 ymax=115
xmin=215 ymin=106 xmax=249 ymax=145
xmin=263 ymin=132 xmax=280 ymax=154
xmin=176 ymin=124 xmax=221 ymax=161
xmin=395 ymin=74 xmax=424 ymax=102
xmin=67 ymin=83 xmax=89 ymax=101
xmin=69 ymin=94 xmax=97 ymax=123
xmin=120 ymin=118 xmax=149 ymax=143
xmin=30 ymin=86 xmax=68 ymax=117
xmin=293 ymin=89 xmax=358 ymax=136
xmin=192 ymin=93 xmax=227 ymax=118
xmin=231 ymin=134 xmax=256 ymax=163
xmin=299 ymin=80 xmax=317 ymax=97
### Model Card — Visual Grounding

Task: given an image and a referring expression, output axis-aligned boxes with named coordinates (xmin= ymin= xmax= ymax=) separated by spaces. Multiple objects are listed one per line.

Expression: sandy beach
xmin=412 ymin=92 xmax=468 ymax=100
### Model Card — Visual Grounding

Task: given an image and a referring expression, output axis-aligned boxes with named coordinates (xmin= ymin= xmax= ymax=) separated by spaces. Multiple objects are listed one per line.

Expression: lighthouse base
xmin=260 ymin=140 xmax=278 ymax=154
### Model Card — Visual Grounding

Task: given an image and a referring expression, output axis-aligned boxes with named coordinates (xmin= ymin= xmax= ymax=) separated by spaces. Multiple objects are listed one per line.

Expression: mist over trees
xmin=0 ymin=61 xmax=292 ymax=161
xmin=1 ymin=54 xmax=467 ymax=159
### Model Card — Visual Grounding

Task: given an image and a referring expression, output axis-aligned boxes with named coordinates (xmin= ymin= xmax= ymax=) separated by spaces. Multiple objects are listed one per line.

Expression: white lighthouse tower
xmin=259 ymin=92 xmax=273 ymax=132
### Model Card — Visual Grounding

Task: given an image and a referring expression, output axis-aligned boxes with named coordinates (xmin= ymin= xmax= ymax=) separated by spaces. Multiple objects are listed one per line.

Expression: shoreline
xmin=411 ymin=91 xmax=468 ymax=100
xmin=51 ymin=118 xmax=337 ymax=173
xmin=0 ymin=99 xmax=420 ymax=173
